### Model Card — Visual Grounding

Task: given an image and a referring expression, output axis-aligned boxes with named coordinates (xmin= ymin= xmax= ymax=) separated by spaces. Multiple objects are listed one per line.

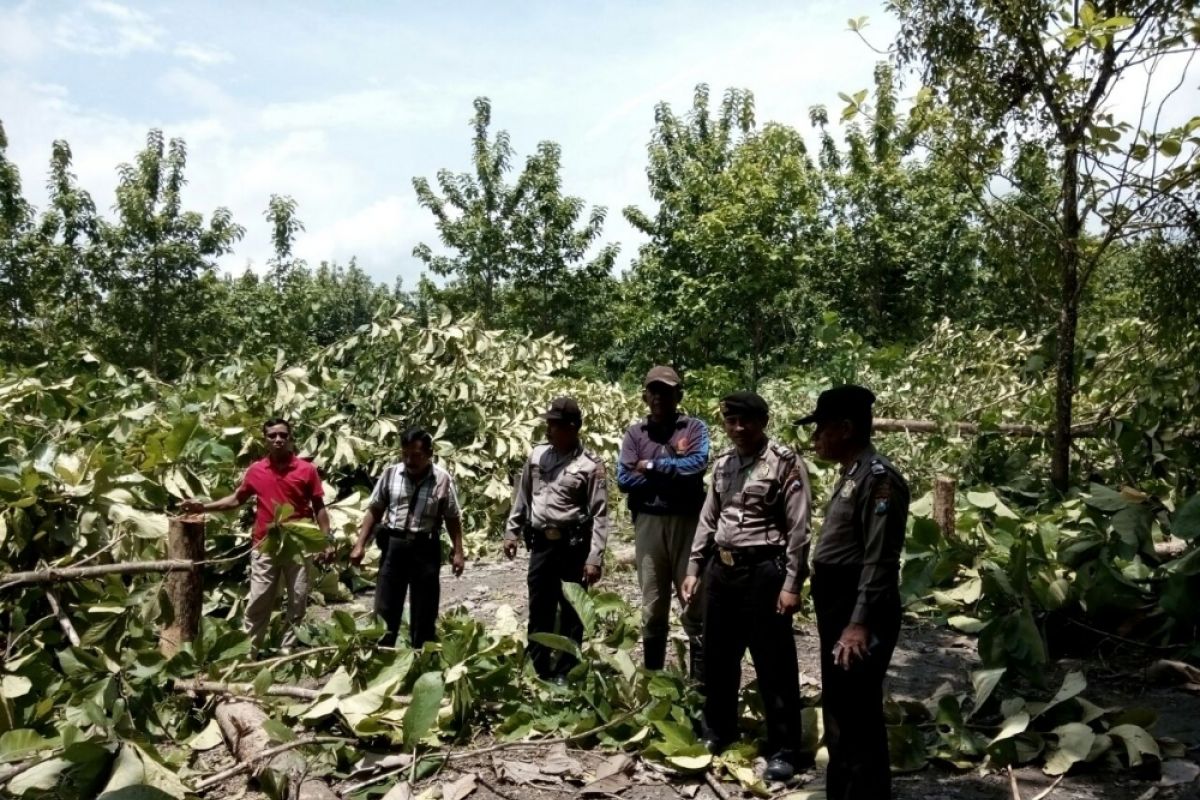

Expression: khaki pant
xmin=245 ymin=549 xmax=311 ymax=648
xmin=634 ymin=512 xmax=704 ymax=670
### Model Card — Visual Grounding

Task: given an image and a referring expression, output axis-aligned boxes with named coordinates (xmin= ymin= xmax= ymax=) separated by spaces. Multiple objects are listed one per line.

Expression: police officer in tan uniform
xmin=681 ymin=391 xmax=811 ymax=783
xmin=504 ymin=396 xmax=610 ymax=682
xmin=797 ymin=385 xmax=909 ymax=800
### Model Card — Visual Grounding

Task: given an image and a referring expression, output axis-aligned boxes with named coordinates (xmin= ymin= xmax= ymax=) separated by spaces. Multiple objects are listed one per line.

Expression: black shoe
xmin=763 ymin=753 xmax=795 ymax=783
xmin=702 ymin=735 xmax=729 ymax=754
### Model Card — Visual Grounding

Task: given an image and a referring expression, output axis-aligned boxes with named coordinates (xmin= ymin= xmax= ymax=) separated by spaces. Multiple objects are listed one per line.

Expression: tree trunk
xmin=213 ymin=700 xmax=339 ymax=800
xmin=933 ymin=475 xmax=957 ymax=542
xmin=1052 ymin=147 xmax=1083 ymax=492
xmin=160 ymin=515 xmax=206 ymax=657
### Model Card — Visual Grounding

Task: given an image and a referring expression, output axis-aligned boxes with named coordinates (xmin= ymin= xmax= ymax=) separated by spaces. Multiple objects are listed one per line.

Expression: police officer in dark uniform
xmin=681 ymin=391 xmax=811 ymax=783
xmin=797 ymin=385 xmax=909 ymax=800
xmin=504 ymin=396 xmax=610 ymax=682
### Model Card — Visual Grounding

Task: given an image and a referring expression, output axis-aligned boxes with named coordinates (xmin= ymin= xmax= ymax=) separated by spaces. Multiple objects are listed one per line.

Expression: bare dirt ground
xmin=196 ymin=552 xmax=1200 ymax=800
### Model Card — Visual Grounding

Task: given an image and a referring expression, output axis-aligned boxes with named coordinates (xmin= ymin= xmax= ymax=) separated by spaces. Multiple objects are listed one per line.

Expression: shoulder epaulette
xmin=769 ymin=441 xmax=796 ymax=460
xmin=716 ymin=445 xmax=737 ymax=461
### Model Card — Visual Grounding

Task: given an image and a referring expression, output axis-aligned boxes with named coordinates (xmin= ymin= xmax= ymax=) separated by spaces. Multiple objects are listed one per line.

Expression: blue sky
xmin=3 ymin=1 xmax=903 ymax=285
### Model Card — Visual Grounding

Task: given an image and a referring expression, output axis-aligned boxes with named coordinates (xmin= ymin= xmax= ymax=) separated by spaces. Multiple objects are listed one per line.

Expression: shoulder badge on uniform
xmin=871 ymin=478 xmax=892 ymax=514
xmin=840 ymin=478 xmax=856 ymax=499
xmin=870 ymin=459 xmax=887 ymax=477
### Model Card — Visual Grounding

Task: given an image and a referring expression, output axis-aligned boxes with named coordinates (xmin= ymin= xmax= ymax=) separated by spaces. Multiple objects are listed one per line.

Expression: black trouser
xmin=813 ymin=563 xmax=901 ymax=800
xmin=526 ymin=537 xmax=589 ymax=678
xmin=375 ymin=535 xmax=441 ymax=648
xmin=701 ymin=552 xmax=802 ymax=757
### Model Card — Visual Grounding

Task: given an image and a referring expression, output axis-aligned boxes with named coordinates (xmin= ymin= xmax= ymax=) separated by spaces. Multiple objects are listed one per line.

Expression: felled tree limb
xmin=46 ymin=589 xmax=81 ymax=647
xmin=177 ymin=679 xmax=322 ymax=701
xmin=208 ymin=700 xmax=342 ymax=800
xmin=704 ymin=772 xmax=734 ymax=800
xmin=0 ymin=559 xmax=197 ymax=590
xmin=193 ymin=734 xmax=350 ymax=792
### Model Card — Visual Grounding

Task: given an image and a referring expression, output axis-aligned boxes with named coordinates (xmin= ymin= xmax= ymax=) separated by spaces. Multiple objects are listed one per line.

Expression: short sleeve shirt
xmin=237 ymin=455 xmax=325 ymax=543
xmin=368 ymin=463 xmax=461 ymax=534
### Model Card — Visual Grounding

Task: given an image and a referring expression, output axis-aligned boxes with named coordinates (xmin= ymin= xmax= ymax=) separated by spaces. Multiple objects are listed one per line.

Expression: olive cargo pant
xmin=634 ymin=512 xmax=704 ymax=675
xmin=245 ymin=548 xmax=311 ymax=648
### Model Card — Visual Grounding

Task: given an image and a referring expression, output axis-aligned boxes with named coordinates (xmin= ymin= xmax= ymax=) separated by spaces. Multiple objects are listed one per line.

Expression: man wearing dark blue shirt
xmin=617 ymin=366 xmax=710 ymax=677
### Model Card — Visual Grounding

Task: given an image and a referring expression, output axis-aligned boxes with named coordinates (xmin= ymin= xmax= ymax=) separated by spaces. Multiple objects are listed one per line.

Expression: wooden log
xmin=213 ymin=700 xmax=339 ymax=800
xmin=0 ymin=560 xmax=198 ymax=590
xmin=1154 ymin=539 xmax=1189 ymax=559
xmin=873 ymin=417 xmax=1103 ymax=437
xmin=160 ymin=515 xmax=206 ymax=657
xmin=933 ymin=475 xmax=957 ymax=542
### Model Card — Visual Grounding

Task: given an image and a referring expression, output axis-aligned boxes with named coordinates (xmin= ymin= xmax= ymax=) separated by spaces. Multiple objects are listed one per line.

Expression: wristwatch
xmin=646 ymin=460 xmax=655 ymax=471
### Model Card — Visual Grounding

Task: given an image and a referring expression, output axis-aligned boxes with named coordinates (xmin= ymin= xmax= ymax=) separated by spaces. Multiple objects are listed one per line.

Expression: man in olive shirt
xmin=504 ymin=396 xmax=610 ymax=681
xmin=681 ymin=391 xmax=810 ymax=783
xmin=797 ymin=385 xmax=909 ymax=800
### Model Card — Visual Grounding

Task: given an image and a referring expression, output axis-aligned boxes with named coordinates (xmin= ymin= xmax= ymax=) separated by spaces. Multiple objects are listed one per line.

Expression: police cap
xmin=720 ymin=391 xmax=770 ymax=421
xmin=795 ymin=384 xmax=876 ymax=426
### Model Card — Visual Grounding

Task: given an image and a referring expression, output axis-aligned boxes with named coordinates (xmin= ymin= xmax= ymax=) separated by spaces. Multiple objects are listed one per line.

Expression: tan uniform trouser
xmin=245 ymin=548 xmax=311 ymax=648
xmin=634 ymin=512 xmax=704 ymax=650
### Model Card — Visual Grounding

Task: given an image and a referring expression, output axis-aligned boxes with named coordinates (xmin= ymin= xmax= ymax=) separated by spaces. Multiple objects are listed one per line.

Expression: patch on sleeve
xmin=870 ymin=460 xmax=887 ymax=476
xmin=872 ymin=479 xmax=892 ymax=514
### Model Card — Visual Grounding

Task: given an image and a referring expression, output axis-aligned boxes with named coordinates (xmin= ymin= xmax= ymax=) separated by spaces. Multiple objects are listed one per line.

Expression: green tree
xmin=889 ymin=0 xmax=1200 ymax=490
xmin=100 ymin=130 xmax=244 ymax=376
xmin=0 ymin=121 xmax=39 ymax=359
xmin=811 ymin=63 xmax=981 ymax=342
xmin=412 ymin=97 xmax=618 ymax=365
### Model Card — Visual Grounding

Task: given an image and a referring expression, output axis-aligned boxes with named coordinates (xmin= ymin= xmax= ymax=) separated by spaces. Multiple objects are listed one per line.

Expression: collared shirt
xmin=504 ymin=442 xmax=610 ymax=567
xmin=687 ymin=439 xmax=812 ymax=593
xmin=813 ymin=445 xmax=910 ymax=625
xmin=616 ymin=413 xmax=710 ymax=516
xmin=236 ymin=454 xmax=325 ymax=544
xmin=368 ymin=462 xmax=460 ymax=534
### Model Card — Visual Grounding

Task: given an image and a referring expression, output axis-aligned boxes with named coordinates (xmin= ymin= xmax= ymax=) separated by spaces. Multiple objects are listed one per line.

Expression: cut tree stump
xmin=160 ymin=515 xmax=206 ymax=657
xmin=213 ymin=700 xmax=338 ymax=800
xmin=934 ymin=475 xmax=957 ymax=542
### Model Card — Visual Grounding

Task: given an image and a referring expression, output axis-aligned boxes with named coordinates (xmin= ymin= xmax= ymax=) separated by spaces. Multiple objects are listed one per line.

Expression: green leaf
xmin=403 ymin=671 xmax=445 ymax=747
xmin=185 ymin=720 xmax=224 ymax=751
xmin=969 ymin=668 xmax=1006 ymax=717
xmin=989 ymin=711 xmax=1030 ymax=745
xmin=527 ymin=633 xmax=582 ymax=661
xmin=0 ymin=675 xmax=32 ymax=699
xmin=251 ymin=668 xmax=273 ymax=697
xmin=1172 ymin=495 xmax=1200 ymax=540
xmin=948 ymin=615 xmax=986 ymax=634
xmin=561 ymin=582 xmax=597 ymax=638
xmin=1039 ymin=671 xmax=1087 ymax=718
xmin=0 ymin=729 xmax=57 ymax=763
xmin=1044 ymin=723 xmax=1096 ymax=775
xmin=1085 ymin=483 xmax=1128 ymax=511
xmin=967 ymin=490 xmax=998 ymax=509
xmin=1108 ymin=724 xmax=1161 ymax=767
xmin=261 ymin=719 xmax=296 ymax=743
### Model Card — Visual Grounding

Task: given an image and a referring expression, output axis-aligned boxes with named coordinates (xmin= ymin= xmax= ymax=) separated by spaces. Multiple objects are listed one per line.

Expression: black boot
xmin=643 ymin=635 xmax=667 ymax=670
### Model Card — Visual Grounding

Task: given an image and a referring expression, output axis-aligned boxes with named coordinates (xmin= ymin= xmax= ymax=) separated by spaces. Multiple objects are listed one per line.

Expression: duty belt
xmin=525 ymin=523 xmax=589 ymax=548
xmin=716 ymin=545 xmax=784 ymax=567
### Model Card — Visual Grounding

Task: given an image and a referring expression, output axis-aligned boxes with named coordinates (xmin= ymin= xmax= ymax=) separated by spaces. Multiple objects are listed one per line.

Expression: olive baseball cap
xmin=644 ymin=365 xmax=682 ymax=388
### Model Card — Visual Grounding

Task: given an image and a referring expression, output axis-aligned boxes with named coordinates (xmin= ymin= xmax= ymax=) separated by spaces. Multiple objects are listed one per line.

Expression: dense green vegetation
xmin=1 ymin=1 xmax=1199 ymax=797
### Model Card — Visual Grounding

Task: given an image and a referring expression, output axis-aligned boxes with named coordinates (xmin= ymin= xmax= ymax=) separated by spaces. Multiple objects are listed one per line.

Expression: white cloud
xmin=258 ymin=88 xmax=459 ymax=132
xmin=53 ymin=0 xmax=164 ymax=57
xmin=173 ymin=42 xmax=234 ymax=67
xmin=157 ymin=68 xmax=237 ymax=116
xmin=0 ymin=2 xmax=44 ymax=64
xmin=296 ymin=194 xmax=435 ymax=282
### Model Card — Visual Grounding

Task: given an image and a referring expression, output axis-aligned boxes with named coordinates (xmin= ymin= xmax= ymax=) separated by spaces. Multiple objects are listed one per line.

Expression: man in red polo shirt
xmin=182 ymin=418 xmax=332 ymax=649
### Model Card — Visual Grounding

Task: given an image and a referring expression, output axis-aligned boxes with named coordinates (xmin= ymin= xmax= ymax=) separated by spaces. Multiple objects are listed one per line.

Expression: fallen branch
xmin=177 ymin=679 xmax=322 ymax=701
xmin=0 ymin=750 xmax=64 ymax=787
xmin=476 ymin=774 xmax=522 ymax=800
xmin=208 ymin=700 xmax=345 ymax=800
xmin=1008 ymin=766 xmax=1022 ymax=800
xmin=1031 ymin=775 xmax=1066 ymax=800
xmin=193 ymin=735 xmax=350 ymax=792
xmin=231 ymin=646 xmax=340 ymax=672
xmin=0 ymin=559 xmax=197 ymax=590
xmin=46 ymin=589 xmax=81 ymax=647
xmin=704 ymin=772 xmax=734 ymax=800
